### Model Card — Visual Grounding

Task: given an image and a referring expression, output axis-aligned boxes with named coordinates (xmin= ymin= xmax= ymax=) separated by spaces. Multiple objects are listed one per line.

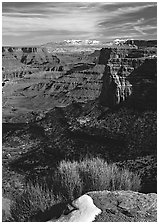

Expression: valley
xmin=2 ymin=39 xmax=157 ymax=221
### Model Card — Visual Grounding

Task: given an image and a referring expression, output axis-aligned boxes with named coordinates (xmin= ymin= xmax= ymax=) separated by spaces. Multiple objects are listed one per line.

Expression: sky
xmin=2 ymin=1 xmax=157 ymax=46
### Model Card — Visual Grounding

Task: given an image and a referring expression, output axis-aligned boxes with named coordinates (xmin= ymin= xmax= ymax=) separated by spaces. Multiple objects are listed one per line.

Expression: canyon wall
xmin=2 ymin=46 xmax=62 ymax=81
xmin=2 ymin=44 xmax=157 ymax=111
xmin=98 ymin=47 xmax=156 ymax=108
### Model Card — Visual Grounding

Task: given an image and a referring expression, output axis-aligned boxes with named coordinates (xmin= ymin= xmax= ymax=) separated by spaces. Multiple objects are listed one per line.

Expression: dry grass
xmin=9 ymin=183 xmax=63 ymax=222
xmin=56 ymin=157 xmax=141 ymax=199
xmin=55 ymin=160 xmax=83 ymax=200
xmin=79 ymin=157 xmax=141 ymax=192
xmin=8 ymin=157 xmax=141 ymax=221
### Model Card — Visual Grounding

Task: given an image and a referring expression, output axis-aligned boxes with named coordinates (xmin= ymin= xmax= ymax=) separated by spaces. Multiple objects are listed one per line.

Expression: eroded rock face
xmin=49 ymin=191 xmax=157 ymax=222
xmin=99 ymin=47 xmax=156 ymax=108
xmin=2 ymin=44 xmax=157 ymax=120
xmin=127 ymin=58 xmax=157 ymax=110
xmin=2 ymin=46 xmax=62 ymax=81
xmin=99 ymin=65 xmax=132 ymax=107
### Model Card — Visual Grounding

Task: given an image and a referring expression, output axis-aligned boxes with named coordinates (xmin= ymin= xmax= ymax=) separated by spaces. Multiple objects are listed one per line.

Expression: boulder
xmin=48 ymin=194 xmax=101 ymax=222
xmin=48 ymin=191 xmax=157 ymax=222
xmin=89 ymin=190 xmax=157 ymax=222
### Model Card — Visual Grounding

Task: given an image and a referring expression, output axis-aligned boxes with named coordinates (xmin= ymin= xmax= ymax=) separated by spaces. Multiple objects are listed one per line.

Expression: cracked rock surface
xmin=88 ymin=190 xmax=157 ymax=222
xmin=49 ymin=190 xmax=157 ymax=222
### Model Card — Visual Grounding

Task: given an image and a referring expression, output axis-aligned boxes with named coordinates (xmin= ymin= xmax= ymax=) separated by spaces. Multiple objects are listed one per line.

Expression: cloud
xmin=2 ymin=2 xmax=157 ymax=46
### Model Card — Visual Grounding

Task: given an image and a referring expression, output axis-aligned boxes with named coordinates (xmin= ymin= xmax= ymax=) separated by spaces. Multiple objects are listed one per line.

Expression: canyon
xmin=2 ymin=41 xmax=156 ymax=122
xmin=2 ymin=40 xmax=157 ymax=221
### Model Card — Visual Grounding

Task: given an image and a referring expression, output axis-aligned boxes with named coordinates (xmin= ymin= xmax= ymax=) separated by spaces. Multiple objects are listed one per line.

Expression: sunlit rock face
xmin=88 ymin=190 xmax=157 ymax=222
xmin=98 ymin=47 xmax=156 ymax=108
xmin=2 ymin=46 xmax=61 ymax=80
xmin=47 ymin=191 xmax=157 ymax=222
xmin=48 ymin=194 xmax=101 ymax=222
xmin=99 ymin=65 xmax=132 ymax=107
xmin=99 ymin=48 xmax=134 ymax=107
xmin=2 ymin=43 xmax=157 ymax=122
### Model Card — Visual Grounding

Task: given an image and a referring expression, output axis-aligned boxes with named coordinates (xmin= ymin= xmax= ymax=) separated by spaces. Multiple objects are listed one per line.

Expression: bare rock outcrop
xmin=127 ymin=58 xmax=157 ymax=110
xmin=47 ymin=190 xmax=157 ymax=222
xmin=99 ymin=47 xmax=156 ymax=108
xmin=99 ymin=65 xmax=132 ymax=107
xmin=2 ymin=43 xmax=157 ymax=121
xmin=2 ymin=46 xmax=62 ymax=81
xmin=48 ymin=195 xmax=101 ymax=222
xmin=88 ymin=190 xmax=157 ymax=222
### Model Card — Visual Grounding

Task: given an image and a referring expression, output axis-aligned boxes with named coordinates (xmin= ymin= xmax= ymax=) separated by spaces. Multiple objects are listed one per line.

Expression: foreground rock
xmin=49 ymin=191 xmax=157 ymax=222
xmin=88 ymin=190 xmax=157 ymax=222
xmin=48 ymin=195 xmax=101 ymax=222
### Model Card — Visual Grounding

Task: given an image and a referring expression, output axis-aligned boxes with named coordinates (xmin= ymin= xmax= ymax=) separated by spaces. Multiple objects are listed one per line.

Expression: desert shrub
xmin=55 ymin=157 xmax=141 ymax=200
xmin=78 ymin=157 xmax=141 ymax=192
xmin=6 ymin=108 xmax=155 ymax=221
xmin=78 ymin=157 xmax=112 ymax=192
xmin=9 ymin=158 xmax=141 ymax=221
xmin=9 ymin=183 xmax=63 ymax=222
xmin=55 ymin=160 xmax=83 ymax=201
xmin=112 ymin=167 xmax=141 ymax=191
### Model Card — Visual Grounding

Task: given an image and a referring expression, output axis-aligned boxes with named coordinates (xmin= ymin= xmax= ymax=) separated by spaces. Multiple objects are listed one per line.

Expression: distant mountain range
xmin=42 ymin=39 xmax=103 ymax=47
xmin=62 ymin=39 xmax=101 ymax=45
xmin=42 ymin=39 xmax=157 ymax=48
xmin=3 ymin=39 xmax=156 ymax=49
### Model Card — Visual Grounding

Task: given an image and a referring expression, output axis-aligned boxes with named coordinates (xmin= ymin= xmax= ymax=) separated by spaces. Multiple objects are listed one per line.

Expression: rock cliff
xmin=2 ymin=44 xmax=157 ymax=122
xmin=2 ymin=46 xmax=62 ymax=82
xmin=98 ymin=47 xmax=156 ymax=108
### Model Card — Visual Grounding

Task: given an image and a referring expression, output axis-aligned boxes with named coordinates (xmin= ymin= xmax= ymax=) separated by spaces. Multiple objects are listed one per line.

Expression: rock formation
xmin=2 ymin=41 xmax=157 ymax=222
xmin=48 ymin=195 xmax=101 ymax=222
xmin=99 ymin=65 xmax=132 ymax=107
xmin=2 ymin=46 xmax=62 ymax=82
xmin=98 ymin=47 xmax=156 ymax=108
xmin=47 ymin=191 xmax=157 ymax=222
xmin=2 ymin=43 xmax=157 ymax=122
xmin=127 ymin=58 xmax=157 ymax=110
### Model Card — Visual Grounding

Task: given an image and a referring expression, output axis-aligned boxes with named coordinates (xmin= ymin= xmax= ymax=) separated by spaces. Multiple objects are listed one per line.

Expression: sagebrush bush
xmin=78 ymin=157 xmax=111 ymax=192
xmin=78 ymin=157 xmax=141 ymax=192
xmin=9 ymin=183 xmax=63 ymax=222
xmin=55 ymin=160 xmax=83 ymax=200
xmin=56 ymin=157 xmax=141 ymax=199
xmin=9 ymin=157 xmax=141 ymax=222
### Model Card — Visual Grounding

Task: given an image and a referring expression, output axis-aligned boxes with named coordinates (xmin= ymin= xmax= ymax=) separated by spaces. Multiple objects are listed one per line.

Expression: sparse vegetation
xmin=56 ymin=157 xmax=141 ymax=199
xmin=7 ymin=157 xmax=141 ymax=222
xmin=2 ymin=40 xmax=156 ymax=222
xmin=9 ymin=184 xmax=63 ymax=222
xmin=78 ymin=157 xmax=141 ymax=192
xmin=54 ymin=160 xmax=83 ymax=200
